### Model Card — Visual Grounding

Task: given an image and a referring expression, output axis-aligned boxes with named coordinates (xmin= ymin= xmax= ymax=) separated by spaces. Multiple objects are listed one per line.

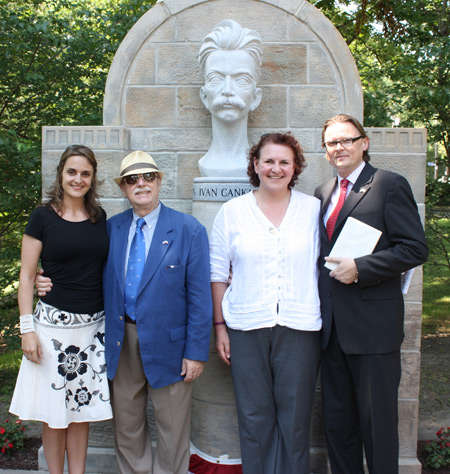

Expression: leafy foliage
xmin=311 ymin=0 xmax=450 ymax=170
xmin=0 ymin=349 xmax=22 ymax=399
xmin=422 ymin=427 xmax=450 ymax=469
xmin=0 ymin=417 xmax=26 ymax=457
xmin=0 ymin=0 xmax=155 ymax=295
xmin=311 ymin=0 xmax=450 ymax=272
xmin=426 ymin=213 xmax=450 ymax=275
xmin=2 ymin=0 xmax=449 ymax=294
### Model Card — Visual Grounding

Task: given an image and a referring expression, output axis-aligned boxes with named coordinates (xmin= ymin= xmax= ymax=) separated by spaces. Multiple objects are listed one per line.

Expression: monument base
xmin=39 ymin=445 xmax=119 ymax=473
xmin=37 ymin=445 xmax=421 ymax=473
xmin=192 ymin=177 xmax=252 ymax=233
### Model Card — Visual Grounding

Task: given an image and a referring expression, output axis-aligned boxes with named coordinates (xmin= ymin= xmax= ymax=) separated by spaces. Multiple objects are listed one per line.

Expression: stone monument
xmin=190 ymin=19 xmax=264 ymax=472
xmin=41 ymin=1 xmax=427 ymax=472
xmin=198 ymin=19 xmax=262 ymax=177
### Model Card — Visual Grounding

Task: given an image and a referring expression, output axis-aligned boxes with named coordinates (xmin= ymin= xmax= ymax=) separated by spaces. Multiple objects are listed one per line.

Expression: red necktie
xmin=326 ymin=178 xmax=349 ymax=240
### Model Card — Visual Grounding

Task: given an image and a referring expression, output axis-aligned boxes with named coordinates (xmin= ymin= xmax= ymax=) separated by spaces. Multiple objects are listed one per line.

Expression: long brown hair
xmin=45 ymin=145 xmax=102 ymax=222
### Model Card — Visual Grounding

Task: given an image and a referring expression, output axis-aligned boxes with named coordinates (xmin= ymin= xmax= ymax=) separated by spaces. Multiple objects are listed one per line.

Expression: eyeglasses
xmin=124 ymin=172 xmax=158 ymax=185
xmin=324 ymin=136 xmax=364 ymax=149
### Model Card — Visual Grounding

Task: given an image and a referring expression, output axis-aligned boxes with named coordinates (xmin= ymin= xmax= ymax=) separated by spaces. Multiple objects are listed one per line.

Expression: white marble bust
xmin=198 ymin=19 xmax=263 ymax=177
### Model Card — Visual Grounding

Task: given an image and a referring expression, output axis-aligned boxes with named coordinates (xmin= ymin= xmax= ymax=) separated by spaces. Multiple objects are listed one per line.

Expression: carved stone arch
xmin=103 ymin=0 xmax=363 ymax=129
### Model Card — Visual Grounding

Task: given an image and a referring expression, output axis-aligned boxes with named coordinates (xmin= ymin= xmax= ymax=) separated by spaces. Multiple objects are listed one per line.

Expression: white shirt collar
xmin=338 ymin=161 xmax=366 ymax=186
xmin=132 ymin=203 xmax=161 ymax=229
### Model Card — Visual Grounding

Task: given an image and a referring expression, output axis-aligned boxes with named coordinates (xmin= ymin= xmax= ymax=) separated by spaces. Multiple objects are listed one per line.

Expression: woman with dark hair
xmin=10 ymin=145 xmax=112 ymax=473
xmin=210 ymin=133 xmax=321 ymax=474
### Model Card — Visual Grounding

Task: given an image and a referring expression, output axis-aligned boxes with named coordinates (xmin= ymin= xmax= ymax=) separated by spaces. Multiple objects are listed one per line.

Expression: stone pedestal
xmin=192 ymin=178 xmax=253 ymax=233
xmin=190 ymin=178 xmax=251 ymax=465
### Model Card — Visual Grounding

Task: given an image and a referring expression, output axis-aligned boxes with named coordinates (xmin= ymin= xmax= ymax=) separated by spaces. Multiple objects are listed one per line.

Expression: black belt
xmin=124 ymin=314 xmax=136 ymax=324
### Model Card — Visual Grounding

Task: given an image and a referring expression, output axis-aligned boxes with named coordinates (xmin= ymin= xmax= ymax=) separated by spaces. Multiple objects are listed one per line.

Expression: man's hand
xmin=181 ymin=358 xmax=205 ymax=383
xmin=326 ymin=256 xmax=358 ymax=285
xmin=35 ymin=268 xmax=52 ymax=297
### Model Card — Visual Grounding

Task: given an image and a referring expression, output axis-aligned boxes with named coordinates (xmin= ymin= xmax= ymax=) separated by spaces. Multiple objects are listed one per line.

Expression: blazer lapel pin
xmin=162 ymin=240 xmax=169 ymax=245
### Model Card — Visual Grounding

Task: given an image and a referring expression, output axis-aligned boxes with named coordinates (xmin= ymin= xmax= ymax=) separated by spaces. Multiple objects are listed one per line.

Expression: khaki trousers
xmin=111 ymin=322 xmax=193 ymax=474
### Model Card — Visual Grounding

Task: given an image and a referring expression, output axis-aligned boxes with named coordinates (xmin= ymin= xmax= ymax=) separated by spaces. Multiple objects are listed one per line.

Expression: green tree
xmin=0 ymin=0 xmax=156 ymax=297
xmin=311 ymin=0 xmax=450 ymax=169
xmin=311 ymin=0 xmax=450 ymax=273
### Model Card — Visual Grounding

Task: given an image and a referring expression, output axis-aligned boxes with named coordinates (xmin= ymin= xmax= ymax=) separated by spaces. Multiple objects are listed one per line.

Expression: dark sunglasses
xmin=124 ymin=172 xmax=158 ymax=185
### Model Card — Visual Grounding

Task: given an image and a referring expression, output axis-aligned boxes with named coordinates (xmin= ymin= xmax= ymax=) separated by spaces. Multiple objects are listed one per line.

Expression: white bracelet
xmin=19 ymin=314 xmax=35 ymax=334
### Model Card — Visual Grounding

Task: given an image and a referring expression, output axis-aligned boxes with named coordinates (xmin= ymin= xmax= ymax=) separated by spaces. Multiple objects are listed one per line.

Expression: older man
xmin=38 ymin=151 xmax=212 ymax=474
xmin=198 ymin=19 xmax=263 ymax=177
xmin=314 ymin=114 xmax=428 ymax=474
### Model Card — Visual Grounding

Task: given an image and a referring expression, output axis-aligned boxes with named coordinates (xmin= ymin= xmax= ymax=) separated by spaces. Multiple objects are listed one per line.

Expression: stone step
xmin=38 ymin=446 xmax=117 ymax=473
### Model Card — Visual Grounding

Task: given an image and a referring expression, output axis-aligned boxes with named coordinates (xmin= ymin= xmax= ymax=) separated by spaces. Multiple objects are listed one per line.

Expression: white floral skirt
xmin=10 ymin=300 xmax=113 ymax=428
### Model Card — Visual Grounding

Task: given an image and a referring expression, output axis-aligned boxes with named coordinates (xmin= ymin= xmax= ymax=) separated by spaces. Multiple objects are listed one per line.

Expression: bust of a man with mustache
xmin=198 ymin=20 xmax=263 ymax=177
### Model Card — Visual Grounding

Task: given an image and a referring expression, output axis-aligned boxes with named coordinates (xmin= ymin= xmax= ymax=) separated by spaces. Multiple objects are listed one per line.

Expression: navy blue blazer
xmin=103 ymin=203 xmax=212 ymax=388
xmin=314 ymin=163 xmax=428 ymax=354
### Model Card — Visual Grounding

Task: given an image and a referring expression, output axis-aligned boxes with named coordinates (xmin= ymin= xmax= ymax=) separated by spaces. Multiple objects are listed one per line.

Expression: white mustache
xmin=212 ymin=96 xmax=246 ymax=111
xmin=133 ymin=187 xmax=152 ymax=195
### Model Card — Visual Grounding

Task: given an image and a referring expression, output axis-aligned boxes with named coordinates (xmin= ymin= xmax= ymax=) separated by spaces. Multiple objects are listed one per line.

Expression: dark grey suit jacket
xmin=314 ymin=163 xmax=428 ymax=354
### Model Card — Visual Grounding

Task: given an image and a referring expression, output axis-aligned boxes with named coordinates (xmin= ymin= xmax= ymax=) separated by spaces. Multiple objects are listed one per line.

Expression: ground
xmin=0 ymin=334 xmax=449 ymax=472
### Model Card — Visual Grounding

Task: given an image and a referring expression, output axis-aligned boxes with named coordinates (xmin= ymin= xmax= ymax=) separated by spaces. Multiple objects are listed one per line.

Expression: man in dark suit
xmin=314 ymin=114 xmax=428 ymax=474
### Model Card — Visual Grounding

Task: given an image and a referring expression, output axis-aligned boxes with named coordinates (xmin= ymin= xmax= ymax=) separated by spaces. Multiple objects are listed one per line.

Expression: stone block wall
xmin=41 ymin=0 xmax=427 ymax=471
xmin=103 ymin=0 xmax=363 ymax=214
xmin=41 ymin=124 xmax=427 ymax=472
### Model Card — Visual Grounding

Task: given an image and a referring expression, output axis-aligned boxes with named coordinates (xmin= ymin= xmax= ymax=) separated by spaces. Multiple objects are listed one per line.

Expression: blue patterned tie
xmin=125 ymin=217 xmax=146 ymax=320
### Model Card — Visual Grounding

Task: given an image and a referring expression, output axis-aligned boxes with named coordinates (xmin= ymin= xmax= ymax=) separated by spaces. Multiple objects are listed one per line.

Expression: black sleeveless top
xmin=25 ymin=206 xmax=109 ymax=313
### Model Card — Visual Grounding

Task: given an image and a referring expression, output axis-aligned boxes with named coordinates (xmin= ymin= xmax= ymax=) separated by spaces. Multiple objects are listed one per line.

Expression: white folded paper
xmin=325 ymin=217 xmax=382 ymax=270
xmin=401 ymin=268 xmax=415 ymax=294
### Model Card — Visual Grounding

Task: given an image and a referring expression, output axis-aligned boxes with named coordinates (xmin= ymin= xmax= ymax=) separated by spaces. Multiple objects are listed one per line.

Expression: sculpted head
xmin=199 ymin=20 xmax=263 ymax=123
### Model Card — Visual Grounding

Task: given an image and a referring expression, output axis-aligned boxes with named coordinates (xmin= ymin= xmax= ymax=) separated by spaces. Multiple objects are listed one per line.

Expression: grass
xmin=0 ymin=296 xmax=22 ymax=402
xmin=419 ymin=216 xmax=450 ymax=417
xmin=422 ymin=264 xmax=450 ymax=335
xmin=0 ymin=350 xmax=21 ymax=402
xmin=422 ymin=216 xmax=450 ymax=335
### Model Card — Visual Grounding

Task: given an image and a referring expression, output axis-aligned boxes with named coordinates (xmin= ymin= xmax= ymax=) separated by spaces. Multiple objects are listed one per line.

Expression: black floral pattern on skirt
xmin=51 ymin=336 xmax=108 ymax=412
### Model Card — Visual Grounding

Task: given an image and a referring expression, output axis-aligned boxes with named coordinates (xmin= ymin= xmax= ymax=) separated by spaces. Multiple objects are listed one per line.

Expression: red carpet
xmin=189 ymin=454 xmax=243 ymax=474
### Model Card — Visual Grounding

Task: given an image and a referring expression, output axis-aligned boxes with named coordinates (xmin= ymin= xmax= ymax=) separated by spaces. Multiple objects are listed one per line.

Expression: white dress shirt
xmin=210 ymin=190 xmax=321 ymax=332
xmin=323 ymin=161 xmax=366 ymax=226
xmin=124 ymin=203 xmax=161 ymax=278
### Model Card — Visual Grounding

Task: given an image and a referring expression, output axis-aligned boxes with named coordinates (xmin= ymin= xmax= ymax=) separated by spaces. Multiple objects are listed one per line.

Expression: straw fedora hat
xmin=114 ymin=151 xmax=165 ymax=185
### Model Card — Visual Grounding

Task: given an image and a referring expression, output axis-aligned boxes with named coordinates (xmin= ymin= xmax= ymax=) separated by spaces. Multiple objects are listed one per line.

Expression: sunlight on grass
xmin=422 ymin=217 xmax=450 ymax=336
xmin=0 ymin=350 xmax=22 ymax=371
xmin=0 ymin=350 xmax=22 ymax=400
xmin=436 ymin=295 xmax=450 ymax=303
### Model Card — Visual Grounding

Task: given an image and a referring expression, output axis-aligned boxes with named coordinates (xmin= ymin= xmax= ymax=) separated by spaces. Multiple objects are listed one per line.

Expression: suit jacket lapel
xmin=318 ymin=177 xmax=337 ymax=243
xmin=138 ymin=204 xmax=173 ymax=294
xmin=332 ymin=163 xmax=376 ymax=239
xmin=112 ymin=209 xmax=133 ymax=291
xmin=319 ymin=178 xmax=337 ymax=219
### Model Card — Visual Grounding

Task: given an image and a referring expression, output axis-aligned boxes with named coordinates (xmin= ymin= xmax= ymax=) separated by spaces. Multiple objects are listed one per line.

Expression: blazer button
xmin=119 ymin=315 xmax=123 ymax=321
xmin=117 ymin=341 xmax=121 ymax=346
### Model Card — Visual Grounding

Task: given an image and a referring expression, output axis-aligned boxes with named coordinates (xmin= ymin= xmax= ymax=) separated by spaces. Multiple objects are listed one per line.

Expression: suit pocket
xmin=360 ymin=284 xmax=400 ymax=300
xmin=170 ymin=326 xmax=187 ymax=341
xmin=162 ymin=264 xmax=184 ymax=274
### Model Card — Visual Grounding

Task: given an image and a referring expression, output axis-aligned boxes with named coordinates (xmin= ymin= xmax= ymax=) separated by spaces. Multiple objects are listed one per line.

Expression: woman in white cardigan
xmin=210 ymin=132 xmax=321 ymax=474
